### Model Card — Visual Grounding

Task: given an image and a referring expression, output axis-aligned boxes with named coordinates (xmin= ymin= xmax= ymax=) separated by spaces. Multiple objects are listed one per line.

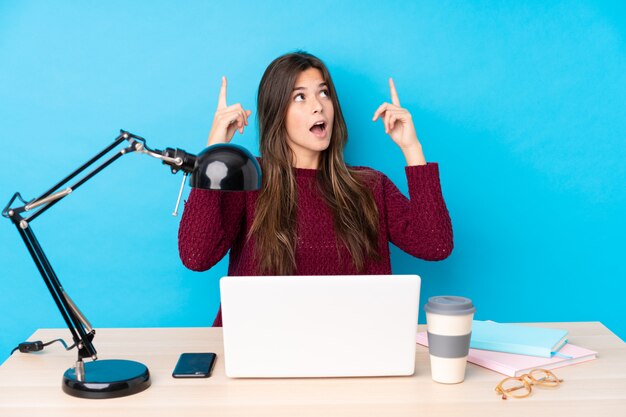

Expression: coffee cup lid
xmin=424 ymin=296 xmax=476 ymax=315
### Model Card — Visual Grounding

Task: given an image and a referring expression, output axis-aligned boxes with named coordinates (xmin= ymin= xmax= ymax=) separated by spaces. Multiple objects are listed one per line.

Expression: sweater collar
xmin=293 ymin=167 xmax=320 ymax=177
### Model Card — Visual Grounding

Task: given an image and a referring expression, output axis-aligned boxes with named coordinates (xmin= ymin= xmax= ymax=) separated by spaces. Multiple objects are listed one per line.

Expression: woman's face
xmin=284 ymin=67 xmax=334 ymax=167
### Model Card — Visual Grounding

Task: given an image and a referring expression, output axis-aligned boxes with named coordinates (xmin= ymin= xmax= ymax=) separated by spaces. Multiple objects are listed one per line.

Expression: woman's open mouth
xmin=309 ymin=121 xmax=327 ymax=138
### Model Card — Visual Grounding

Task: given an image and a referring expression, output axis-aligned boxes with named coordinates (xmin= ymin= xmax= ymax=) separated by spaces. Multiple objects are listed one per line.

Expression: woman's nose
xmin=311 ymin=97 xmax=323 ymax=113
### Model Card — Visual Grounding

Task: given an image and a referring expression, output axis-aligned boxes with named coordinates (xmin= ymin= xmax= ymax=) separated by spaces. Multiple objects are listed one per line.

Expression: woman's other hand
xmin=372 ymin=78 xmax=426 ymax=166
xmin=207 ymin=76 xmax=252 ymax=146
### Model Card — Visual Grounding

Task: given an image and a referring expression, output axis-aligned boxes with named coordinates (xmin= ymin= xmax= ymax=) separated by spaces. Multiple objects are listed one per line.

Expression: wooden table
xmin=0 ymin=322 xmax=624 ymax=416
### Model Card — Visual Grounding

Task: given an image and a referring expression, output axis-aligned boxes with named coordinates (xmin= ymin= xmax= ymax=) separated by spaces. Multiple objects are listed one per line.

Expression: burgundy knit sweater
xmin=178 ymin=163 xmax=453 ymax=326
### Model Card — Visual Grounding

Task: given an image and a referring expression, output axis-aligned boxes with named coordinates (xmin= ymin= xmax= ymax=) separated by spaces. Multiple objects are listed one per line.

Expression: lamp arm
xmin=28 ymin=132 xmax=131 ymax=209
xmin=61 ymin=287 xmax=93 ymax=333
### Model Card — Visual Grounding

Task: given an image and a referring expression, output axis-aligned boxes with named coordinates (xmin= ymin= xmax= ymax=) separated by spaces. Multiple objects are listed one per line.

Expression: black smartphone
xmin=172 ymin=352 xmax=217 ymax=378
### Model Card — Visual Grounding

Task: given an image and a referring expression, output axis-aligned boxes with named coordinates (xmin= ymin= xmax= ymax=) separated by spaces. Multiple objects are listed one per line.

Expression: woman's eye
xmin=320 ymin=90 xmax=329 ymax=98
xmin=294 ymin=93 xmax=305 ymax=102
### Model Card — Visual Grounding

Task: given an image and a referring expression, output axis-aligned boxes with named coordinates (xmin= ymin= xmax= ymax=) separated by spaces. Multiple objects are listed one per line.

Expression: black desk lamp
xmin=1 ymin=130 xmax=261 ymax=399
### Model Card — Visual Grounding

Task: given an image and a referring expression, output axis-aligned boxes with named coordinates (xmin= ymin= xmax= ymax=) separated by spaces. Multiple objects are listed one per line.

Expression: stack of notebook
xmin=416 ymin=320 xmax=597 ymax=377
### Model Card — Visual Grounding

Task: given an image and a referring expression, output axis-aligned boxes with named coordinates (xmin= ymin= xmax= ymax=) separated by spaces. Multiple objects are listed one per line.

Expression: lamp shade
xmin=190 ymin=144 xmax=261 ymax=191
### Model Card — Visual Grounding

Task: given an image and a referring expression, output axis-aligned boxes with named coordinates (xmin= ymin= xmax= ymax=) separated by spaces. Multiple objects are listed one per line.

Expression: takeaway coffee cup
xmin=424 ymin=296 xmax=476 ymax=384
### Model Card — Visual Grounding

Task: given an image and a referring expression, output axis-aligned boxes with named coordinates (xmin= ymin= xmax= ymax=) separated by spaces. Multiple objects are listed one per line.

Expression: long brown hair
xmin=250 ymin=51 xmax=380 ymax=275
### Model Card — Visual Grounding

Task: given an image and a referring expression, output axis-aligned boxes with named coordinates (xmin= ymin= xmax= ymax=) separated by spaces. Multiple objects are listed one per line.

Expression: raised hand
xmin=372 ymin=78 xmax=426 ymax=165
xmin=207 ymin=76 xmax=252 ymax=146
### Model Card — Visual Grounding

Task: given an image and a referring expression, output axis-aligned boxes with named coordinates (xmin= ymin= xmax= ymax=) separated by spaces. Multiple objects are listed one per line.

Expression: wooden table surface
xmin=0 ymin=322 xmax=624 ymax=417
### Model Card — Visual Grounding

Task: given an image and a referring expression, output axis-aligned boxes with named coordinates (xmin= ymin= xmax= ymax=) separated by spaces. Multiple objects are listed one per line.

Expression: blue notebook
xmin=470 ymin=321 xmax=569 ymax=358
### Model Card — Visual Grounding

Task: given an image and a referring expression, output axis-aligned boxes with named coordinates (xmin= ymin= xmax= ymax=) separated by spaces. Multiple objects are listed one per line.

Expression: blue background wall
xmin=1 ymin=1 xmax=624 ymax=363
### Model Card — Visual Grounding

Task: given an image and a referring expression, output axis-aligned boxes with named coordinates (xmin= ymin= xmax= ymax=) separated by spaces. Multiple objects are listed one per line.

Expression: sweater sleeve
xmin=383 ymin=163 xmax=453 ymax=261
xmin=178 ymin=188 xmax=246 ymax=271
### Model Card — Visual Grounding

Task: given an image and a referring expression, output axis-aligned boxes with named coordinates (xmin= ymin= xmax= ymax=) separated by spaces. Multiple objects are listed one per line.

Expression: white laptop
xmin=219 ymin=275 xmax=420 ymax=378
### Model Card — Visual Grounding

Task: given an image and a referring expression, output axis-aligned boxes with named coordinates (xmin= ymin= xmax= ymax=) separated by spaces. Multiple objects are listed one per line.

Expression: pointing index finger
xmin=217 ymin=76 xmax=227 ymax=109
xmin=389 ymin=77 xmax=401 ymax=106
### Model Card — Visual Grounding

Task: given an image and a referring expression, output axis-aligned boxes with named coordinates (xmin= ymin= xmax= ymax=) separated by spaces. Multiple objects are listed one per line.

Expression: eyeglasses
xmin=495 ymin=369 xmax=563 ymax=400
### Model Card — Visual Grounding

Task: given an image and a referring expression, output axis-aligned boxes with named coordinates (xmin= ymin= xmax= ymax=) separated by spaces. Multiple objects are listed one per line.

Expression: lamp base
xmin=62 ymin=359 xmax=150 ymax=399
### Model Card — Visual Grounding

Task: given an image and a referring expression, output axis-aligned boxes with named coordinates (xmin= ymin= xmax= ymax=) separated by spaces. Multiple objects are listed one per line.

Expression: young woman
xmin=178 ymin=52 xmax=453 ymax=326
